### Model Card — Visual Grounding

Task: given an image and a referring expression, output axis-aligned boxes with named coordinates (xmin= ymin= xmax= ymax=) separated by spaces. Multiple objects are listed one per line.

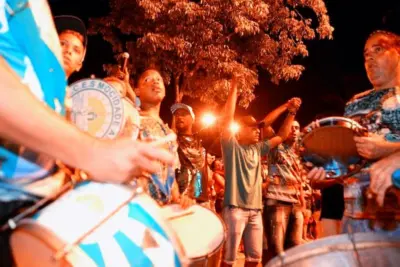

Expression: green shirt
xmin=221 ymin=135 xmax=270 ymax=210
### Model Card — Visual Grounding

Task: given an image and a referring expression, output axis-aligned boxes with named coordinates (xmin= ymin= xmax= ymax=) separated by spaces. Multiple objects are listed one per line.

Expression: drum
xmin=301 ymin=116 xmax=366 ymax=178
xmin=266 ymin=232 xmax=400 ymax=267
xmin=69 ymin=78 xmax=126 ymax=139
xmin=10 ymin=182 xmax=187 ymax=267
xmin=161 ymin=204 xmax=225 ymax=267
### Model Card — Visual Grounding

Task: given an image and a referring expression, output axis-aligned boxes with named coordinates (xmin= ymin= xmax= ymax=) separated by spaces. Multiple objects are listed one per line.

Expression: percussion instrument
xmin=301 ymin=116 xmax=366 ymax=178
xmin=69 ymin=78 xmax=126 ymax=139
xmin=266 ymin=232 xmax=400 ymax=267
xmin=161 ymin=204 xmax=225 ymax=267
xmin=10 ymin=182 xmax=187 ymax=267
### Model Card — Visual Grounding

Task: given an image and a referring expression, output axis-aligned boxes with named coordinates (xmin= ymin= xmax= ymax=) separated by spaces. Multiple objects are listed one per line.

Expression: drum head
xmin=266 ymin=232 xmax=400 ymax=267
xmin=69 ymin=79 xmax=124 ymax=139
xmin=301 ymin=117 xmax=363 ymax=177
xmin=303 ymin=125 xmax=358 ymax=159
xmin=161 ymin=204 xmax=225 ymax=261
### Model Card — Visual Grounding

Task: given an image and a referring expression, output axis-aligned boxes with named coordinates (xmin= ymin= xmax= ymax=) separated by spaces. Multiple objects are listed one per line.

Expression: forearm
xmin=262 ymin=104 xmax=288 ymax=127
xmin=276 ymin=113 xmax=296 ymax=140
xmin=223 ymin=79 xmax=238 ymax=127
xmin=0 ymin=59 xmax=95 ymax=169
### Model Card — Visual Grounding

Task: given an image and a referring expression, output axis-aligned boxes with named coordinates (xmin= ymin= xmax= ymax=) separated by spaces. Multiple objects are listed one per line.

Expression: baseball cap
xmin=171 ymin=103 xmax=195 ymax=120
xmin=55 ymin=15 xmax=87 ymax=48
xmin=237 ymin=115 xmax=263 ymax=128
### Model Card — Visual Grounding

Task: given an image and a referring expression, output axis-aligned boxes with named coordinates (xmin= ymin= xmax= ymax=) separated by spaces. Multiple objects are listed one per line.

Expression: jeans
xmin=222 ymin=206 xmax=263 ymax=265
xmin=264 ymin=200 xmax=304 ymax=258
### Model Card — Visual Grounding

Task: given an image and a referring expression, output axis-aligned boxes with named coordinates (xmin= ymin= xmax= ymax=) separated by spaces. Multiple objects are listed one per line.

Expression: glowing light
xmin=230 ymin=122 xmax=240 ymax=134
xmin=201 ymin=113 xmax=216 ymax=127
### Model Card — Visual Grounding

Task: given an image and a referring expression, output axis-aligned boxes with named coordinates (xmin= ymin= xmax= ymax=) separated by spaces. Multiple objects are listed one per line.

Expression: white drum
xmin=162 ymin=204 xmax=226 ymax=266
xmin=10 ymin=182 xmax=187 ymax=267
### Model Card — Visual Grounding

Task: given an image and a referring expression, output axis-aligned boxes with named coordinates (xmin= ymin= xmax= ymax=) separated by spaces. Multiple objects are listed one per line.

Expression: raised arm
xmin=221 ymin=77 xmax=239 ymax=138
xmin=261 ymin=102 xmax=288 ymax=127
xmin=268 ymin=98 xmax=301 ymax=149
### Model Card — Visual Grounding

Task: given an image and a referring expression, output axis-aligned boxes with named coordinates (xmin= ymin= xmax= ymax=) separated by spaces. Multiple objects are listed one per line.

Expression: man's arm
xmin=221 ymin=77 xmax=239 ymax=138
xmin=0 ymin=57 xmax=176 ymax=183
xmin=266 ymin=98 xmax=301 ymax=149
xmin=261 ymin=102 xmax=288 ymax=127
xmin=0 ymin=57 xmax=95 ymax=168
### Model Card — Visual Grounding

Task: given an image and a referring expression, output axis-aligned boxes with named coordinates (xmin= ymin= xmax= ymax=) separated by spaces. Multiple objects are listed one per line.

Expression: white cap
xmin=171 ymin=103 xmax=195 ymax=120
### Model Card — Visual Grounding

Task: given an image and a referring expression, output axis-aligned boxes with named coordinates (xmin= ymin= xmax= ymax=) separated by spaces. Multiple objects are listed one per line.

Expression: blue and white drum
xmin=10 ymin=182 xmax=187 ymax=267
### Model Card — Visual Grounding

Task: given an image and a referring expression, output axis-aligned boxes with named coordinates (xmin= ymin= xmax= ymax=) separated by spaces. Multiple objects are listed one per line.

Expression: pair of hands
xmin=286 ymin=97 xmax=302 ymax=113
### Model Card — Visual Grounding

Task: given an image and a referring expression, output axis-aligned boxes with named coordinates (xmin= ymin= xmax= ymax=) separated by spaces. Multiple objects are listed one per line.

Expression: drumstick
xmin=165 ymin=210 xmax=195 ymax=221
xmin=0 ymin=181 xmax=74 ymax=231
xmin=53 ymin=189 xmax=139 ymax=261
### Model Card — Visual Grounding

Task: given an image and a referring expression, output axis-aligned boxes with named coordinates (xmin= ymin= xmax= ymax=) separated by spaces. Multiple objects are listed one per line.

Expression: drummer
xmin=135 ymin=69 xmax=195 ymax=208
xmin=0 ymin=4 xmax=175 ymax=267
xmin=308 ymin=30 xmax=400 ymax=235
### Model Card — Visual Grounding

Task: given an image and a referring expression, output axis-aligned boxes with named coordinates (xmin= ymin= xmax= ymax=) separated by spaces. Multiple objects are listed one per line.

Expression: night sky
xmin=49 ymin=0 xmax=400 ymax=130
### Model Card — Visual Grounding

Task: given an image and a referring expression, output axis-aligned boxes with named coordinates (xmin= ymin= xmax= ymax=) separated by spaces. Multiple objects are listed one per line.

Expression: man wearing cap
xmin=0 ymin=3 xmax=175 ymax=266
xmin=263 ymin=120 xmax=307 ymax=262
xmin=171 ymin=103 xmax=211 ymax=207
xmin=221 ymin=76 xmax=301 ymax=267
xmin=54 ymin=15 xmax=87 ymax=79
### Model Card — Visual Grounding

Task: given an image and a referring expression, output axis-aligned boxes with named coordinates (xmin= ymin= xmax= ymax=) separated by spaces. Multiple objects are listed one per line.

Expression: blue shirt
xmin=0 ymin=0 xmax=67 ymax=201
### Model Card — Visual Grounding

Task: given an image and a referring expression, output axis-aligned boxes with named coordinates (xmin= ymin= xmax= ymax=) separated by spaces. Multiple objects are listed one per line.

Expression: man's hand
xmin=354 ymin=133 xmax=396 ymax=160
xmin=86 ymin=134 xmax=177 ymax=184
xmin=287 ymin=97 xmax=302 ymax=112
xmin=307 ymin=167 xmax=326 ymax=183
xmin=370 ymin=151 xmax=400 ymax=206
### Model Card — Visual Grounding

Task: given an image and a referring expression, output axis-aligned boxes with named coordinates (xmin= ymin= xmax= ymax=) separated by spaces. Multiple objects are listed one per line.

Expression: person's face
xmin=174 ymin=109 xmax=193 ymax=133
xmin=214 ymin=159 xmax=223 ymax=171
xmin=364 ymin=33 xmax=400 ymax=89
xmin=136 ymin=70 xmax=165 ymax=105
xmin=59 ymin=32 xmax=85 ymax=77
xmin=207 ymin=153 xmax=215 ymax=165
xmin=239 ymin=125 xmax=260 ymax=144
xmin=287 ymin=121 xmax=300 ymax=142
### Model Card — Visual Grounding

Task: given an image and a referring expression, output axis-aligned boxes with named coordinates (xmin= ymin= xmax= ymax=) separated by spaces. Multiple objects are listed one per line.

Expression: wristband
xmin=392 ymin=169 xmax=400 ymax=189
xmin=288 ymin=110 xmax=297 ymax=116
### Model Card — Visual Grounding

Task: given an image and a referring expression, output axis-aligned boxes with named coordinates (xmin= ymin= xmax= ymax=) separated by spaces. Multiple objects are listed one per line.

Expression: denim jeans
xmin=264 ymin=200 xmax=304 ymax=258
xmin=222 ymin=206 xmax=263 ymax=265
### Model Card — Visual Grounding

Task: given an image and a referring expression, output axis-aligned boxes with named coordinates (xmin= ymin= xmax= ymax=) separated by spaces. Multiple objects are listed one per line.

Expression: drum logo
xmin=70 ymin=79 xmax=124 ymax=139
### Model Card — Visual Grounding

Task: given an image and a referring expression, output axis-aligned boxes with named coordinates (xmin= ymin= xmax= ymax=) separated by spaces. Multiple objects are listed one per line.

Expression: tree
xmin=89 ymin=0 xmax=333 ymax=107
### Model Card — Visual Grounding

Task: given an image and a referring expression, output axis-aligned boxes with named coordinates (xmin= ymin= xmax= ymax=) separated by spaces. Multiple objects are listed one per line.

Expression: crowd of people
xmin=0 ymin=1 xmax=400 ymax=267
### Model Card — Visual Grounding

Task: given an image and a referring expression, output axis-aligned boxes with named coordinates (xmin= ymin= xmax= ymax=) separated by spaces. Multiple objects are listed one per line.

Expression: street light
xmin=230 ymin=122 xmax=240 ymax=134
xmin=201 ymin=113 xmax=217 ymax=127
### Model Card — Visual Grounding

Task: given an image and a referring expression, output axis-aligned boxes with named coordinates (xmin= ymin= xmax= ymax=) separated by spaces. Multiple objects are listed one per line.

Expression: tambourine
xmin=301 ymin=116 xmax=367 ymax=179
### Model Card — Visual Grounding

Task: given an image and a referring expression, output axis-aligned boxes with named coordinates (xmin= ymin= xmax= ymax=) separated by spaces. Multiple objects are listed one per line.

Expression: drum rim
xmin=266 ymin=233 xmax=400 ymax=267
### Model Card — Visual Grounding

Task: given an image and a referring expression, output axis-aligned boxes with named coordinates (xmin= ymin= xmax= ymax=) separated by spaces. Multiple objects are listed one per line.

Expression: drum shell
xmin=10 ymin=182 xmax=186 ymax=267
xmin=266 ymin=233 xmax=400 ymax=267
xmin=161 ymin=204 xmax=226 ymax=267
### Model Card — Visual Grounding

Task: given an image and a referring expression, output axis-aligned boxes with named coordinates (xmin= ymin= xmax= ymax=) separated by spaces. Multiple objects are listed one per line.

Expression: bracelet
xmin=288 ymin=110 xmax=297 ymax=116
xmin=392 ymin=169 xmax=400 ymax=189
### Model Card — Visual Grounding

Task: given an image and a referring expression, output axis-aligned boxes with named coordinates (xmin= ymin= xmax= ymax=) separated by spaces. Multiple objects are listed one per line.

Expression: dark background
xmin=49 ymin=0 xmax=400 ymax=129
